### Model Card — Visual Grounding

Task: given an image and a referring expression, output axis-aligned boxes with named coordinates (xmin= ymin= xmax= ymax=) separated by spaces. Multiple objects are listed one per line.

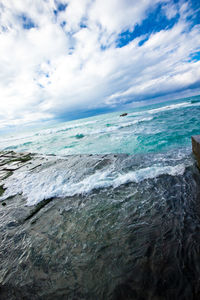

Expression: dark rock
xmin=1 ymin=151 xmax=200 ymax=299
xmin=2 ymin=202 xmax=6 ymax=206
xmin=192 ymin=135 xmax=200 ymax=169
xmin=7 ymin=221 xmax=17 ymax=227
xmin=0 ymin=185 xmax=5 ymax=196
xmin=120 ymin=113 xmax=128 ymax=117
xmin=75 ymin=133 xmax=84 ymax=139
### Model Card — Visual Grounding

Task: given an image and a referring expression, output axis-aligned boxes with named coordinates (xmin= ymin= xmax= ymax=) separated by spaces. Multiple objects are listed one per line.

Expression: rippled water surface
xmin=1 ymin=95 xmax=200 ymax=299
xmin=1 ymin=95 xmax=200 ymax=155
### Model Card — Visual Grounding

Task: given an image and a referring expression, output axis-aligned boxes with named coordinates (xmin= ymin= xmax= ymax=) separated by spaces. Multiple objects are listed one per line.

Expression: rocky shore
xmin=1 ymin=150 xmax=200 ymax=299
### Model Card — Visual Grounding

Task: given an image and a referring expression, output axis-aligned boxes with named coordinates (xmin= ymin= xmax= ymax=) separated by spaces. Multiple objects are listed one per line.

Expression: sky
xmin=0 ymin=0 xmax=200 ymax=129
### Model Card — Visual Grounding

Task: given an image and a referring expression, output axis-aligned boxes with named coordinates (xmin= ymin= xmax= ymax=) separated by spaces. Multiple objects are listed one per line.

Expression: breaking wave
xmin=1 ymin=153 xmax=187 ymax=206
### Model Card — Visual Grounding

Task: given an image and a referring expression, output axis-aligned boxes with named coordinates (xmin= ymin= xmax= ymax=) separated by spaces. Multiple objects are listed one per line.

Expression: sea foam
xmin=0 ymin=161 xmax=185 ymax=206
xmin=147 ymin=102 xmax=192 ymax=114
xmin=0 ymin=97 xmax=200 ymax=156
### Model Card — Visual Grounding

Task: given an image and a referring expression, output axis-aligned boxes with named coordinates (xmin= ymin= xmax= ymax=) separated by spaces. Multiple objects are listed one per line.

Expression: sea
xmin=1 ymin=95 xmax=200 ymax=204
xmin=1 ymin=95 xmax=200 ymax=299
xmin=1 ymin=95 xmax=200 ymax=156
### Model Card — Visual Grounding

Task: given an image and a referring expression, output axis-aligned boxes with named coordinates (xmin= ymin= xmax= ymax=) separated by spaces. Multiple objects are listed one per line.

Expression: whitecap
xmin=118 ymin=117 xmax=153 ymax=129
xmin=0 ymin=162 xmax=185 ymax=206
xmin=147 ymin=102 xmax=190 ymax=114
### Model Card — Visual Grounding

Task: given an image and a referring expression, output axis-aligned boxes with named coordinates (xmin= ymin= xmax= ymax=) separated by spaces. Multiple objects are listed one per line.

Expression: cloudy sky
xmin=0 ymin=0 xmax=200 ymax=129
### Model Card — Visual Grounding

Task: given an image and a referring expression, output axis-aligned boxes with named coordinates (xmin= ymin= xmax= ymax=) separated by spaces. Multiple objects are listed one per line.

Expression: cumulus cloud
xmin=0 ymin=0 xmax=200 ymax=129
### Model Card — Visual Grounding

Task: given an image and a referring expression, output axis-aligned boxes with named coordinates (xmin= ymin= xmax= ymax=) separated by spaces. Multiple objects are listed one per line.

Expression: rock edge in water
xmin=192 ymin=135 xmax=200 ymax=169
xmin=1 ymin=150 xmax=200 ymax=299
xmin=0 ymin=151 xmax=33 ymax=196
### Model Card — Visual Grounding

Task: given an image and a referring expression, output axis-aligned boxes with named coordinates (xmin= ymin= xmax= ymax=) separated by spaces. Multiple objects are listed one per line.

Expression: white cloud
xmin=99 ymin=0 xmax=160 ymax=29
xmin=60 ymin=0 xmax=90 ymax=32
xmin=162 ymin=2 xmax=178 ymax=19
xmin=0 ymin=0 xmax=200 ymax=129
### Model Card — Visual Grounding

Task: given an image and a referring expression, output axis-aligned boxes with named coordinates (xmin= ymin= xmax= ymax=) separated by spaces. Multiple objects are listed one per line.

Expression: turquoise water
xmin=1 ymin=95 xmax=200 ymax=155
xmin=1 ymin=95 xmax=200 ymax=299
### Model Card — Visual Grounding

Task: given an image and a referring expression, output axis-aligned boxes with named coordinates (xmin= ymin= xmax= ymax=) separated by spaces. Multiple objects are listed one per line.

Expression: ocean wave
xmin=0 ymin=162 xmax=185 ymax=206
xmin=128 ymin=101 xmax=200 ymax=118
xmin=35 ymin=126 xmax=75 ymax=136
xmin=88 ymin=117 xmax=154 ymax=135
xmin=35 ymin=120 xmax=97 ymax=136
xmin=118 ymin=117 xmax=154 ymax=129
xmin=4 ymin=141 xmax=33 ymax=150
xmin=147 ymin=102 xmax=191 ymax=114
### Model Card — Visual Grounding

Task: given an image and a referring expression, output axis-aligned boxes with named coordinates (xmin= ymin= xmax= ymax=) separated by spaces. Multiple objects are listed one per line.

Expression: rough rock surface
xmin=192 ymin=135 xmax=200 ymax=169
xmin=1 ymin=151 xmax=200 ymax=299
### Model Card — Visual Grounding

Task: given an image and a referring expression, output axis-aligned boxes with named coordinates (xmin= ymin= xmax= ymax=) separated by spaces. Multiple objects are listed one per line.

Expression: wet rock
xmin=192 ymin=135 xmax=200 ymax=169
xmin=2 ymin=161 xmax=28 ymax=171
xmin=0 ymin=171 xmax=10 ymax=181
xmin=0 ymin=151 xmax=200 ymax=299
xmin=0 ymin=185 xmax=5 ymax=196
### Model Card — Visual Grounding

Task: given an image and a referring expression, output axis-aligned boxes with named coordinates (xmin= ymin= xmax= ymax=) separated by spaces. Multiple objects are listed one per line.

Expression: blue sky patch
xmin=116 ymin=4 xmax=179 ymax=48
xmin=138 ymin=36 xmax=149 ymax=47
xmin=19 ymin=14 xmax=36 ymax=30
xmin=60 ymin=20 xmax=66 ymax=28
xmin=80 ymin=23 xmax=87 ymax=29
xmin=57 ymin=2 xmax=67 ymax=12
xmin=189 ymin=51 xmax=200 ymax=62
xmin=190 ymin=0 xmax=200 ymax=24
xmin=54 ymin=1 xmax=67 ymax=17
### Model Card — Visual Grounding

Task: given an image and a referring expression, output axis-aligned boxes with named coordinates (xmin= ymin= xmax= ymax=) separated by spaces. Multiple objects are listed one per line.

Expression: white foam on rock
xmin=0 ymin=162 xmax=185 ymax=206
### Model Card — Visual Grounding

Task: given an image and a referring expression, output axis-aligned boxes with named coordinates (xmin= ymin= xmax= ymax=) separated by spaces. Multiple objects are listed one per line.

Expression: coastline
xmin=1 ymin=150 xmax=200 ymax=299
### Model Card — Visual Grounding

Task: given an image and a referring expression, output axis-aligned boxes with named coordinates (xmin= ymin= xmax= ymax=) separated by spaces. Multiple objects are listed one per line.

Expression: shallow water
xmin=1 ymin=95 xmax=200 ymax=299
xmin=1 ymin=154 xmax=200 ymax=299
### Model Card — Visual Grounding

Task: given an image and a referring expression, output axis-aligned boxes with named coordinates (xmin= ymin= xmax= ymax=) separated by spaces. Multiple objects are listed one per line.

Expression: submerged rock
xmin=0 ymin=151 xmax=200 ymax=299
xmin=0 ymin=185 xmax=5 ymax=196
xmin=75 ymin=133 xmax=84 ymax=139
